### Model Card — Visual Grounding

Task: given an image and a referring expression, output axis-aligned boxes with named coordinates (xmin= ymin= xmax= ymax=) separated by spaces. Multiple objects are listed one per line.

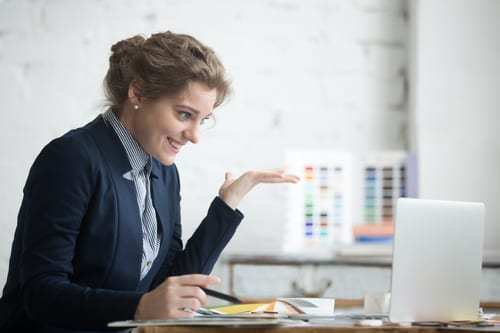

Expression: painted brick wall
xmin=0 ymin=0 xmax=408 ymax=288
xmin=414 ymin=0 xmax=500 ymax=251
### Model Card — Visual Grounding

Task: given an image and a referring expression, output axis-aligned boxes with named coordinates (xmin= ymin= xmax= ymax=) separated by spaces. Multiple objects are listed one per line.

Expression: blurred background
xmin=0 ymin=0 xmax=499 ymax=303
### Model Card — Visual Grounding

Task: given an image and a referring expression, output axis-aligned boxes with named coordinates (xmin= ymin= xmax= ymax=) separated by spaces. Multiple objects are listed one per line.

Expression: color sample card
xmin=284 ymin=152 xmax=353 ymax=256
xmin=354 ymin=152 xmax=408 ymax=243
xmin=303 ymin=164 xmax=344 ymax=239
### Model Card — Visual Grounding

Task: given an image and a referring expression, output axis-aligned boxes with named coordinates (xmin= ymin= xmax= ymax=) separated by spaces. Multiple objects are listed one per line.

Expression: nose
xmin=184 ymin=123 xmax=200 ymax=144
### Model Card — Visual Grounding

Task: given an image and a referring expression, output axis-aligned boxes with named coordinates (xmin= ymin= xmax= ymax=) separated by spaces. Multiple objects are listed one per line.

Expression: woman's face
xmin=131 ymin=82 xmax=217 ymax=165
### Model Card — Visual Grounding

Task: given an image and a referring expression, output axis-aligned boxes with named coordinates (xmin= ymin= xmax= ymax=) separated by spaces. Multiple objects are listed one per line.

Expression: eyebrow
xmin=175 ymin=105 xmax=213 ymax=118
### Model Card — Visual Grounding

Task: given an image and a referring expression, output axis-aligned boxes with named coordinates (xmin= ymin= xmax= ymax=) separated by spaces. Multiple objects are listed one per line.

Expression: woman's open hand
xmin=218 ymin=170 xmax=300 ymax=209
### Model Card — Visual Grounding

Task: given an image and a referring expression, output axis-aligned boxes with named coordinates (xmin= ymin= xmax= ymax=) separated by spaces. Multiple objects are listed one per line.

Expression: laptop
xmin=389 ymin=198 xmax=485 ymax=323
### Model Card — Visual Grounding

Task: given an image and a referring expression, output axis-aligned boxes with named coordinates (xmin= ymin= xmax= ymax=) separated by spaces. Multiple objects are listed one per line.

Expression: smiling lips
xmin=167 ymin=137 xmax=183 ymax=153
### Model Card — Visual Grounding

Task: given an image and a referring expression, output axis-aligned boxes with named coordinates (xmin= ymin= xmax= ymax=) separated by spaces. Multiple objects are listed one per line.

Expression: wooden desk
xmin=137 ymin=323 xmax=500 ymax=333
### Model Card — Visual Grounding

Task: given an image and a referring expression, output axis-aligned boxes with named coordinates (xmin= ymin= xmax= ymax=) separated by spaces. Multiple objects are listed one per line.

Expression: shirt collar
xmin=102 ymin=110 xmax=151 ymax=176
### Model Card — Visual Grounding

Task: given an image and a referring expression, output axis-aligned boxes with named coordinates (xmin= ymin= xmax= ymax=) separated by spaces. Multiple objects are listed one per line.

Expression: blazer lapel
xmin=150 ymin=160 xmax=175 ymax=264
xmin=87 ymin=116 xmax=143 ymax=288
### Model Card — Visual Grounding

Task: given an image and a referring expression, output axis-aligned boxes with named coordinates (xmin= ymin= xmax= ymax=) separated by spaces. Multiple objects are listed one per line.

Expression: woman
xmin=0 ymin=31 xmax=298 ymax=332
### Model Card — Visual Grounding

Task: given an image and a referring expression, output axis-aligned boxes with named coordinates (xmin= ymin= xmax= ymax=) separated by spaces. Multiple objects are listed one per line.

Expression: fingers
xmin=280 ymin=174 xmax=301 ymax=182
xmin=178 ymin=286 xmax=208 ymax=304
xmin=169 ymin=297 xmax=203 ymax=316
xmin=166 ymin=275 xmax=220 ymax=316
xmin=170 ymin=308 xmax=195 ymax=318
xmin=171 ymin=285 xmax=209 ymax=308
xmin=169 ymin=274 xmax=221 ymax=288
xmin=225 ymin=170 xmax=299 ymax=185
xmin=252 ymin=171 xmax=300 ymax=183
xmin=222 ymin=172 xmax=235 ymax=188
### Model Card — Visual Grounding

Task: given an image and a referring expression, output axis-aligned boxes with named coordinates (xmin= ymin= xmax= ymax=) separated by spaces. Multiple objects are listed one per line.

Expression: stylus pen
xmin=201 ymin=287 xmax=242 ymax=304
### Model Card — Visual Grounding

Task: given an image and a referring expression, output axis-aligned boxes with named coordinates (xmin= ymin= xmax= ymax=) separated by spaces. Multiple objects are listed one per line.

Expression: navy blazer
xmin=0 ymin=115 xmax=243 ymax=332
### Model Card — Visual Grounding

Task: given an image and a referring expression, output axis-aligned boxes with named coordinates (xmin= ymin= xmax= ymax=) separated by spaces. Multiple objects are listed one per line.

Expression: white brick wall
xmin=0 ymin=0 xmax=408 ymax=287
xmin=413 ymin=0 xmax=500 ymax=252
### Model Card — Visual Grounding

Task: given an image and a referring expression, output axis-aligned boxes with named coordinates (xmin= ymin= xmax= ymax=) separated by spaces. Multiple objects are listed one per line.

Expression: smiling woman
xmin=0 ymin=31 xmax=299 ymax=332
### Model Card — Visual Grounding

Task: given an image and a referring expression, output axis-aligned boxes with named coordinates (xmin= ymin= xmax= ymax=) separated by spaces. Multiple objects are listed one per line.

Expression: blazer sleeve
xmin=151 ymin=166 xmax=244 ymax=289
xmin=19 ymin=135 xmax=143 ymax=330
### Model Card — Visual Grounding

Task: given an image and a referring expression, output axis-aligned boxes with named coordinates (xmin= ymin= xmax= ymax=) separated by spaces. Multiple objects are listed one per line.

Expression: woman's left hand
xmin=218 ymin=170 xmax=300 ymax=209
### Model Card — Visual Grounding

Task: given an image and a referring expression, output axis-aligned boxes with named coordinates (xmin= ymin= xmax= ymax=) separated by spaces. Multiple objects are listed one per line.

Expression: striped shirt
xmin=103 ymin=110 xmax=161 ymax=280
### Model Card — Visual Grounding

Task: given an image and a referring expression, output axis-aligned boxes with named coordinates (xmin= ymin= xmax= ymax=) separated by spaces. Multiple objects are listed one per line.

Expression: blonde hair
xmin=104 ymin=31 xmax=230 ymax=111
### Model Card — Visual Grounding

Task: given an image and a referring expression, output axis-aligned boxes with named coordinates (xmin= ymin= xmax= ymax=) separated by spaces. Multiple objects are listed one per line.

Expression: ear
xmin=127 ymin=81 xmax=143 ymax=106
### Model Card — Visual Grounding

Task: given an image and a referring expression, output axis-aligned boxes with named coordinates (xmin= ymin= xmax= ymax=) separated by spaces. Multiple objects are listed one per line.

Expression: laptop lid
xmin=389 ymin=198 xmax=485 ymax=323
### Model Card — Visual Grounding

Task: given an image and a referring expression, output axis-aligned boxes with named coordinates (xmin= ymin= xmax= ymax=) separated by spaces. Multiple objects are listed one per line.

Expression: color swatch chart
xmin=352 ymin=152 xmax=408 ymax=243
xmin=303 ymin=165 xmax=345 ymax=239
xmin=284 ymin=152 xmax=353 ymax=255
xmin=283 ymin=151 xmax=411 ymax=254
xmin=362 ymin=153 xmax=407 ymax=225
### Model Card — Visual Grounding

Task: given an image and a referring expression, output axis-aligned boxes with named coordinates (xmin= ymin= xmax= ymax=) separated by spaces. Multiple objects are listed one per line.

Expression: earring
xmin=133 ymin=105 xmax=139 ymax=110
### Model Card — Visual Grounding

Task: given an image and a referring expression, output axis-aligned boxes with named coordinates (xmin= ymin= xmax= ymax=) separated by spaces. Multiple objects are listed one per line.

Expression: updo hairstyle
xmin=104 ymin=31 xmax=230 ymax=112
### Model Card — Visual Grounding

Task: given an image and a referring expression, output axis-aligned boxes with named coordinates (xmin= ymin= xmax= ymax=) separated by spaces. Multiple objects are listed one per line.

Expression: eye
xmin=200 ymin=116 xmax=210 ymax=125
xmin=200 ymin=114 xmax=216 ymax=129
xmin=177 ymin=111 xmax=192 ymax=121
